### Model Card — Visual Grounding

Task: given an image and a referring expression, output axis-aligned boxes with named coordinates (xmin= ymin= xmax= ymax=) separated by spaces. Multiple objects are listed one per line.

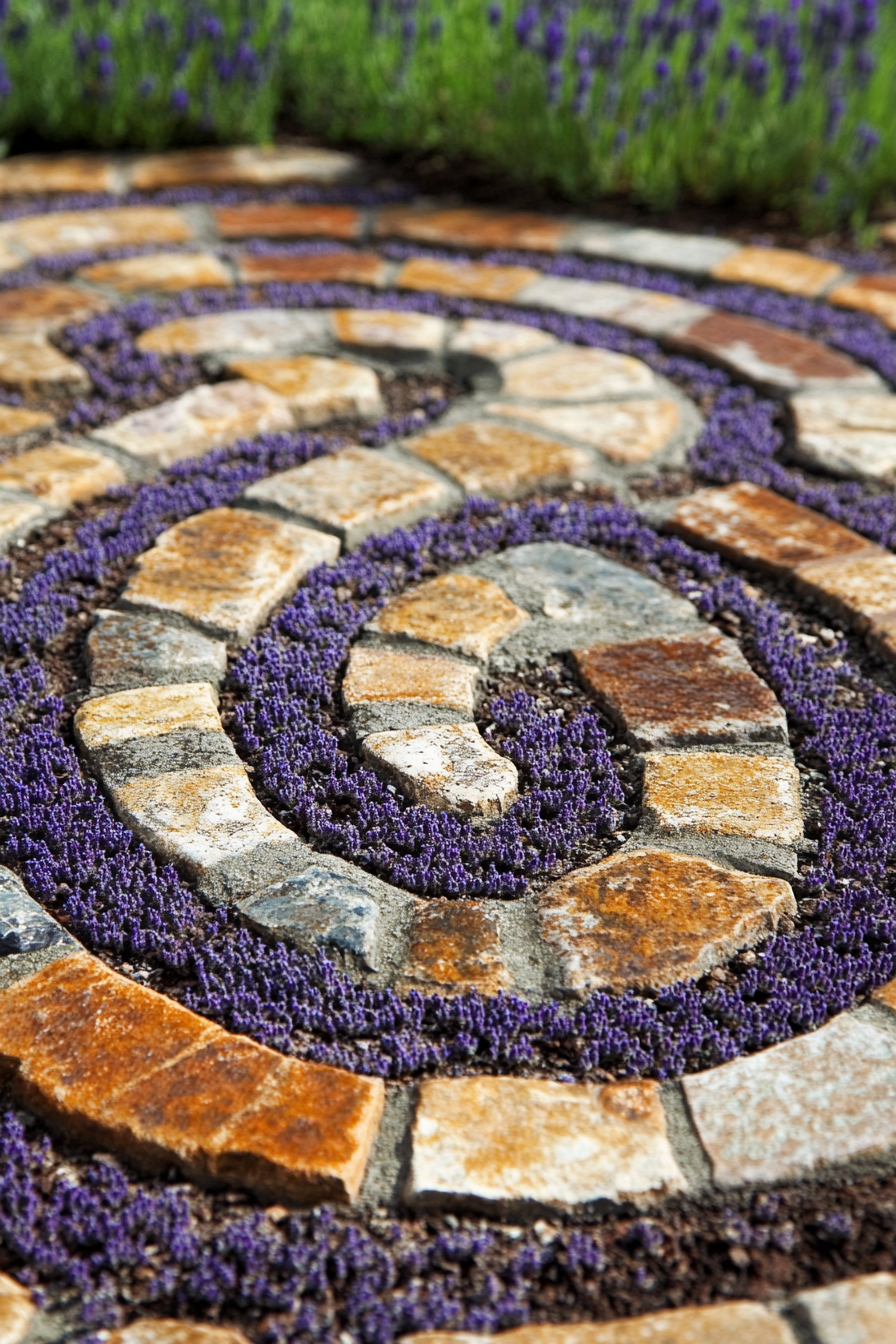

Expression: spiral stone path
xmin=2 ymin=144 xmax=896 ymax=1342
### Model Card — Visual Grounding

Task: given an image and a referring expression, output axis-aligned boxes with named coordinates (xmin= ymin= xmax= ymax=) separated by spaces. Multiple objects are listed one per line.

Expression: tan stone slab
xmin=873 ymin=976 xmax=896 ymax=1013
xmin=575 ymin=631 xmax=787 ymax=749
xmin=829 ymin=274 xmax=896 ymax=329
xmin=0 ymin=1273 xmax=33 ymax=1344
xmin=396 ymin=257 xmax=540 ymax=302
xmin=791 ymin=390 xmax=896 ymax=481
xmin=107 ymin=1322 xmax=250 ymax=1344
xmin=333 ymin=308 xmax=446 ymax=356
xmin=683 ymin=1010 xmax=896 ymax=1185
xmin=376 ymin=206 xmax=569 ymax=252
xmin=245 ymin=445 xmax=451 ymax=546
xmin=136 ymin=308 xmax=331 ymax=357
xmin=95 ymin=380 xmax=294 ymax=468
xmin=674 ymin=310 xmax=879 ymax=391
xmin=79 ymin=252 xmax=231 ymax=292
xmin=371 ymin=572 xmax=529 ymax=660
xmin=448 ymin=318 xmax=558 ymax=364
xmin=343 ymin=647 xmax=478 ymax=714
xmin=0 ymin=336 xmax=88 ymax=397
xmin=130 ymin=145 xmax=358 ymax=190
xmin=227 ymin=355 xmax=383 ymax=426
xmin=3 ymin=206 xmax=192 ymax=257
xmin=518 ymin=275 xmax=710 ymax=337
xmin=0 ymin=406 xmax=54 ymax=438
xmin=794 ymin=549 xmax=896 ymax=632
xmin=409 ymin=1075 xmax=684 ymax=1211
xmin=75 ymin=682 xmax=220 ymax=750
xmin=0 ymin=283 xmax=108 ymax=335
xmin=642 ymin=752 xmax=803 ymax=845
xmin=0 ymin=153 xmax=118 ymax=196
xmin=124 ymin=506 xmax=340 ymax=642
xmin=486 ymin=399 xmax=681 ymax=465
xmin=401 ymin=900 xmax=510 ymax=995
xmin=407 ymin=420 xmax=593 ymax=498
xmin=794 ymin=1271 xmax=896 ymax=1344
xmin=710 ymin=245 xmax=842 ymax=296
xmin=362 ymin=723 xmax=519 ymax=818
xmin=215 ymin=203 xmax=362 ymax=240
xmin=0 ymin=442 xmax=123 ymax=506
xmin=238 ymin=250 xmax=387 ymax=287
xmin=500 ymin=347 xmax=655 ymax=400
xmin=0 ymin=496 xmax=47 ymax=548
xmin=539 ymin=848 xmax=794 ymax=992
xmin=667 ymin=481 xmax=870 ymax=574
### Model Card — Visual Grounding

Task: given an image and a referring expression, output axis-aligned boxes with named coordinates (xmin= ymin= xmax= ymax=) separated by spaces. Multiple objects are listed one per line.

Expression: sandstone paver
xmin=122 ymin=506 xmax=339 ymax=642
xmin=794 ymin=549 xmax=896 ymax=640
xmin=401 ymin=901 xmax=510 ymax=995
xmin=396 ymin=256 xmax=540 ymax=302
xmin=376 ymin=206 xmax=569 ymax=252
xmin=408 ymin=1076 xmax=684 ymax=1212
xmin=343 ymin=647 xmax=478 ymax=717
xmin=74 ymin=682 xmax=222 ymax=750
xmin=0 ymin=406 xmax=54 ymax=438
xmin=238 ymin=866 xmax=383 ymax=970
xmin=79 ymin=252 xmax=232 ymax=292
xmin=0 ymin=1273 xmax=33 ymax=1344
xmin=237 ymin=250 xmax=388 ymax=287
xmin=333 ymin=308 xmax=446 ymax=359
xmin=0 ymin=866 xmax=74 ymax=956
xmin=0 ymin=335 xmax=89 ymax=396
xmin=873 ymin=976 xmax=896 ymax=1014
xmin=0 ymin=442 xmax=123 ymax=506
xmin=499 ymin=347 xmax=655 ymax=400
xmin=371 ymin=572 xmax=529 ymax=660
xmin=447 ymin=318 xmax=557 ymax=366
xmin=539 ymin=849 xmax=795 ymax=992
xmin=791 ymin=391 xmax=896 ymax=481
xmin=0 ymin=282 xmax=108 ymax=335
xmin=0 ymin=496 xmax=49 ymax=550
xmin=829 ymin=274 xmax=896 ymax=328
xmin=86 ymin=610 xmax=228 ymax=693
xmin=642 ymin=752 xmax=803 ymax=845
xmin=3 ymin=206 xmax=193 ymax=256
xmin=710 ymin=245 xmax=842 ymax=296
xmin=683 ymin=1010 xmax=896 ymax=1185
xmin=214 ymin=203 xmax=363 ymax=240
xmin=575 ymin=631 xmax=788 ymax=748
xmin=227 ymin=355 xmax=384 ymax=425
xmin=485 ymin=399 xmax=682 ymax=465
xmin=575 ymin=222 xmax=741 ymax=274
xmin=362 ymin=723 xmax=519 ymax=818
xmin=136 ymin=308 xmax=331 ymax=357
xmin=107 ymin=1321 xmax=251 ymax=1344
xmin=129 ymin=144 xmax=358 ymax=189
xmin=243 ymin=446 xmax=452 ymax=547
xmin=406 ymin=420 xmax=593 ymax=497
xmin=518 ymin=275 xmax=710 ymax=335
xmin=0 ymin=152 xmax=118 ymax=195
xmin=793 ymin=1271 xmax=896 ymax=1344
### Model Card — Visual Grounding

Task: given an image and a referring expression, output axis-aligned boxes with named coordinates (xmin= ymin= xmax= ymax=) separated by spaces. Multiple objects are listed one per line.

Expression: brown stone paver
xmin=237 ymin=250 xmax=388 ymax=287
xmin=642 ymin=752 xmax=803 ymax=845
xmin=122 ymin=506 xmax=339 ymax=642
xmin=129 ymin=144 xmax=358 ymax=190
xmin=448 ymin=318 xmax=557 ymax=364
xmin=94 ymin=379 xmax=294 ymax=468
xmin=710 ymin=245 xmax=842 ymax=296
xmin=371 ymin=572 xmax=529 ymax=660
xmin=829 ymin=274 xmax=896 ymax=328
xmin=408 ymin=1076 xmax=684 ymax=1212
xmin=401 ymin=901 xmax=510 ymax=995
xmin=0 ymin=442 xmax=124 ymax=506
xmin=215 ymin=203 xmax=363 ymax=240
xmin=136 ymin=308 xmax=331 ymax=357
xmin=3 ymin=206 xmax=193 ymax=256
xmin=400 ymin=1301 xmax=796 ymax=1343
xmin=0 ymin=282 xmax=108 ymax=335
xmin=0 ymin=496 xmax=47 ymax=550
xmin=74 ymin=682 xmax=222 ymax=750
xmin=575 ymin=631 xmax=787 ymax=748
xmin=107 ymin=1321 xmax=251 ymax=1344
xmin=343 ymin=647 xmax=478 ymax=715
xmin=793 ymin=549 xmax=896 ymax=636
xmin=376 ymin=206 xmax=569 ymax=252
xmin=0 ymin=1272 xmax=33 ymax=1344
xmin=0 ymin=152 xmax=119 ymax=195
xmin=667 ymin=481 xmax=870 ymax=573
xmin=406 ymin=420 xmax=593 ymax=497
xmin=486 ymin=399 xmax=681 ymax=464
xmin=333 ymin=308 xmax=446 ymax=357
xmin=539 ymin=849 xmax=795 ymax=992
xmin=243 ymin=445 xmax=451 ymax=547
xmin=362 ymin=723 xmax=519 ymax=818
xmin=227 ymin=355 xmax=384 ymax=426
xmin=791 ymin=391 xmax=896 ymax=481
xmin=79 ymin=252 xmax=232 ymax=292
xmin=396 ymin=257 xmax=540 ymax=302
xmin=499 ymin=347 xmax=655 ymax=400
xmin=683 ymin=1010 xmax=896 ymax=1186
xmin=793 ymin=1271 xmax=896 ymax=1344
xmin=0 ymin=406 xmax=54 ymax=438
xmin=0 ymin=335 xmax=89 ymax=396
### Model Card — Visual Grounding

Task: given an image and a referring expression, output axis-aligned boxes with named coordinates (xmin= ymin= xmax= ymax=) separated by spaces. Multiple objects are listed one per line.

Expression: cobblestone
xmin=0 ymin=335 xmax=89 ymax=396
xmin=793 ymin=549 xmax=896 ymax=636
xmin=401 ymin=901 xmax=509 ymax=996
xmin=710 ymin=246 xmax=843 ymax=296
xmin=0 ymin=282 xmax=108 ymax=334
xmin=79 ymin=252 xmax=232 ymax=292
xmin=406 ymin=420 xmax=593 ymax=497
xmin=226 ymin=355 xmax=384 ymax=425
xmin=792 ymin=1271 xmax=896 ymax=1343
xmin=86 ymin=610 xmax=228 ymax=693
xmin=791 ymin=391 xmax=896 ymax=481
xmin=0 ymin=442 xmax=124 ymax=505
xmin=362 ymin=723 xmax=519 ymax=818
xmin=641 ymin=752 xmax=803 ymax=845
xmin=370 ymin=572 xmax=529 ymax=661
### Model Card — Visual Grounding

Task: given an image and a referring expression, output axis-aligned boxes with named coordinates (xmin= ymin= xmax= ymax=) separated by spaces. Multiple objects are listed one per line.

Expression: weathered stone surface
xmin=6 ymin=206 xmax=193 ymax=256
xmin=376 ymin=206 xmax=569 ymax=252
xmin=576 ymin=631 xmax=787 ymax=749
xmin=95 ymin=380 xmax=294 ymax=468
xmin=519 ymin=276 xmax=710 ymax=336
xmin=0 ymin=952 xmax=383 ymax=1202
xmin=575 ymin=222 xmax=740 ymax=274
xmin=406 ymin=420 xmax=593 ymax=498
xmin=239 ymin=866 xmax=383 ymax=970
xmin=363 ymin=723 xmax=519 ymax=818
xmin=447 ymin=318 xmax=557 ymax=367
xmin=333 ymin=308 xmax=446 ymax=359
xmin=238 ymin=250 xmax=387 ymax=287
xmin=0 ymin=866 xmax=73 ymax=956
xmin=0 ymin=335 xmax=89 ymax=396
xmin=75 ymin=682 xmax=222 ymax=750
xmin=710 ymin=245 xmax=842 ymax=296
xmin=486 ymin=399 xmax=681 ymax=464
xmin=683 ymin=1010 xmax=896 ymax=1186
xmin=499 ymin=347 xmax=655 ymax=400
xmin=0 ymin=442 xmax=124 ymax=505
xmin=79 ymin=252 xmax=232 ymax=292
xmin=136 ymin=308 xmax=331 ymax=357
xmin=123 ymin=506 xmax=339 ymax=643
xmin=86 ymin=610 xmax=228 ymax=692
xmin=343 ymin=647 xmax=478 ymax=715
xmin=215 ymin=203 xmax=362 ymax=240
xmin=793 ymin=1271 xmax=896 ymax=1344
xmin=107 ymin=1321 xmax=250 ymax=1344
xmin=540 ymin=849 xmax=794 ymax=993
xmin=131 ymin=145 xmax=358 ymax=190
xmin=396 ymin=257 xmax=540 ymax=302
xmin=0 ymin=152 xmax=118 ymax=195
xmin=409 ymin=1076 xmax=684 ymax=1212
xmin=792 ymin=391 xmax=896 ymax=481
xmin=0 ymin=496 xmax=47 ymax=550
xmin=0 ymin=406 xmax=54 ymax=438
xmin=227 ymin=355 xmax=383 ymax=426
xmin=674 ymin=311 xmax=880 ymax=392
xmin=667 ymin=481 xmax=869 ymax=573
xmin=0 ymin=1272 xmax=33 ymax=1344
xmin=0 ymin=282 xmax=108 ymax=335
xmin=794 ymin=549 xmax=896 ymax=633
xmin=371 ymin=572 xmax=529 ymax=660
xmin=642 ymin=752 xmax=803 ymax=845
xmin=244 ymin=445 xmax=452 ymax=547
xmin=829 ymin=273 xmax=896 ymax=329
xmin=402 ymin=901 xmax=509 ymax=995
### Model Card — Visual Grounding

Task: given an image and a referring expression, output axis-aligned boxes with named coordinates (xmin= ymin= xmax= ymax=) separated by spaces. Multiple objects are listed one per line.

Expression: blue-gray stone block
xmin=239 ymin=865 xmax=383 ymax=969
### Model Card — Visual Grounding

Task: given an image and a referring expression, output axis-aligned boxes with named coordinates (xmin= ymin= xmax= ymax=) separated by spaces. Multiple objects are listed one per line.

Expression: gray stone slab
xmin=517 ymin=275 xmax=711 ymax=336
xmin=86 ymin=609 xmax=228 ymax=693
xmin=791 ymin=1271 xmax=896 ymax=1344
xmin=572 ymin=222 xmax=740 ymax=274
xmin=239 ymin=864 xmax=384 ymax=970
xmin=90 ymin=727 xmax=239 ymax=789
xmin=0 ymin=867 xmax=75 ymax=956
xmin=350 ymin=699 xmax=473 ymax=740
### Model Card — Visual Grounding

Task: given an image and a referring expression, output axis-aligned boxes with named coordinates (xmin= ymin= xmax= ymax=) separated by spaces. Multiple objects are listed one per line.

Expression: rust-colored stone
xmin=227 ymin=356 xmax=383 ymax=425
xmin=396 ymin=257 xmax=540 ymax=302
xmin=238 ymin=250 xmax=387 ymax=286
xmin=79 ymin=252 xmax=232 ymax=291
xmin=406 ymin=420 xmax=593 ymax=498
xmin=0 ymin=442 xmax=124 ymax=506
xmin=710 ymin=245 xmax=842 ymax=296
xmin=107 ymin=1321 xmax=250 ymax=1344
xmin=333 ymin=308 xmax=445 ymax=355
xmin=539 ymin=849 xmax=796 ymax=992
xmin=794 ymin=549 xmax=896 ymax=633
xmin=74 ymin=682 xmax=221 ymax=750
xmin=5 ymin=206 xmax=193 ymax=256
xmin=215 ymin=203 xmax=362 ymax=240
xmin=0 ymin=1272 xmax=33 ymax=1344
xmin=500 ymin=347 xmax=655 ymax=400
xmin=0 ymin=283 xmax=108 ymax=335
xmin=829 ymin=273 xmax=896 ymax=329
xmin=0 ymin=406 xmax=53 ymax=438
xmin=343 ymin=647 xmax=478 ymax=714
xmin=0 ymin=336 xmax=89 ymax=397
xmin=575 ymin=631 xmax=787 ymax=749
xmin=675 ymin=310 xmax=877 ymax=390
xmin=667 ymin=481 xmax=870 ymax=573
xmin=486 ymin=399 xmax=680 ymax=464
xmin=401 ymin=901 xmax=510 ymax=995
xmin=371 ymin=572 xmax=529 ymax=660
xmin=375 ymin=206 xmax=569 ymax=252
xmin=0 ymin=153 xmax=118 ymax=196
xmin=642 ymin=752 xmax=803 ymax=845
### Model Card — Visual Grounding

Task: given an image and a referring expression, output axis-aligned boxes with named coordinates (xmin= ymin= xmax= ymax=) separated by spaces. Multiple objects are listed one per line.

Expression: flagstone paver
xmin=829 ymin=273 xmax=896 ymax=328
xmin=0 ymin=1273 xmax=34 ymax=1344
xmin=107 ymin=1321 xmax=251 ymax=1344
xmin=0 ymin=495 xmax=50 ymax=551
xmin=0 ymin=282 xmax=108 ymax=334
xmin=793 ymin=548 xmax=896 ymax=637
xmin=79 ymin=252 xmax=232 ymax=292
xmin=238 ymin=865 xmax=385 ymax=970
xmin=486 ymin=398 xmax=683 ymax=465
xmin=396 ymin=256 xmax=541 ymax=302
xmin=237 ymin=249 xmax=388 ymax=287
xmin=1 ymin=206 xmax=193 ymax=256
xmin=332 ymin=308 xmax=446 ymax=360
xmin=343 ymin=647 xmax=478 ymax=720
xmin=497 ymin=346 xmax=656 ymax=399
xmin=227 ymin=355 xmax=384 ymax=425
xmin=641 ymin=752 xmax=803 ymax=845
xmin=401 ymin=901 xmax=510 ymax=996
xmin=376 ymin=206 xmax=569 ymax=252
xmin=791 ymin=390 xmax=896 ymax=481
xmin=362 ymin=722 xmax=519 ymax=818
xmin=128 ymin=144 xmax=359 ymax=190
xmin=86 ymin=610 xmax=228 ymax=694
xmin=0 ymin=152 xmax=120 ymax=195
xmin=575 ymin=222 xmax=741 ymax=274
xmin=136 ymin=308 xmax=332 ymax=357
xmin=0 ymin=868 xmax=75 ymax=956
xmin=0 ymin=442 xmax=124 ymax=505
xmin=792 ymin=1271 xmax=896 ymax=1343
xmin=0 ymin=335 xmax=89 ymax=396
xmin=370 ymin=573 xmax=530 ymax=661
xmin=447 ymin=317 xmax=558 ymax=369
xmin=215 ymin=203 xmax=363 ymax=240
xmin=408 ymin=1076 xmax=685 ymax=1213
xmin=709 ymin=245 xmax=843 ymax=296
xmin=0 ymin=405 xmax=54 ymax=438
xmin=518 ymin=275 xmax=711 ymax=335
xmin=405 ymin=420 xmax=594 ymax=497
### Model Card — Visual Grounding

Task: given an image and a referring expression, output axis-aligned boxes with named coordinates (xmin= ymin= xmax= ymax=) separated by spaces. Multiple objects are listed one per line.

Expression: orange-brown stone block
xmin=238 ymin=250 xmax=387 ymax=287
xmin=130 ymin=145 xmax=357 ymax=190
xmin=227 ymin=355 xmax=383 ymax=425
xmin=6 ymin=206 xmax=193 ymax=256
xmin=539 ymin=849 xmax=796 ymax=992
xmin=575 ymin=630 xmax=787 ymax=748
xmin=500 ymin=347 xmax=655 ymax=400
xmin=333 ymin=308 xmax=446 ymax=356
xmin=710 ymin=245 xmax=842 ymax=296
xmin=0 ymin=1273 xmax=34 ymax=1344
xmin=0 ymin=336 xmax=89 ymax=397
xmin=396 ymin=257 xmax=539 ymax=302
xmin=371 ymin=572 xmax=529 ymax=660
xmin=401 ymin=900 xmax=510 ymax=995
xmin=486 ymin=399 xmax=681 ymax=465
xmin=0 ymin=152 xmax=118 ymax=196
xmin=79 ymin=252 xmax=232 ymax=292
xmin=642 ymin=751 xmax=803 ymax=845
xmin=107 ymin=1321 xmax=250 ymax=1344
xmin=829 ymin=273 xmax=896 ymax=329
xmin=0 ymin=443 xmax=124 ymax=506
xmin=406 ymin=420 xmax=593 ymax=498
xmin=376 ymin=206 xmax=569 ymax=252
xmin=794 ymin=549 xmax=896 ymax=634
xmin=0 ymin=406 xmax=54 ymax=438
xmin=873 ymin=977 xmax=896 ymax=1015
xmin=675 ymin=310 xmax=878 ymax=391
xmin=343 ymin=647 xmax=478 ymax=714
xmin=215 ymin=203 xmax=362 ymax=240
xmin=667 ymin=481 xmax=870 ymax=573
xmin=0 ymin=283 xmax=108 ymax=335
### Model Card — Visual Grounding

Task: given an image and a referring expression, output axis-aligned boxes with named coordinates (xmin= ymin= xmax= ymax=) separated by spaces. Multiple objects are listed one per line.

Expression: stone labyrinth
xmin=2 ymin=144 xmax=896 ymax=1342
